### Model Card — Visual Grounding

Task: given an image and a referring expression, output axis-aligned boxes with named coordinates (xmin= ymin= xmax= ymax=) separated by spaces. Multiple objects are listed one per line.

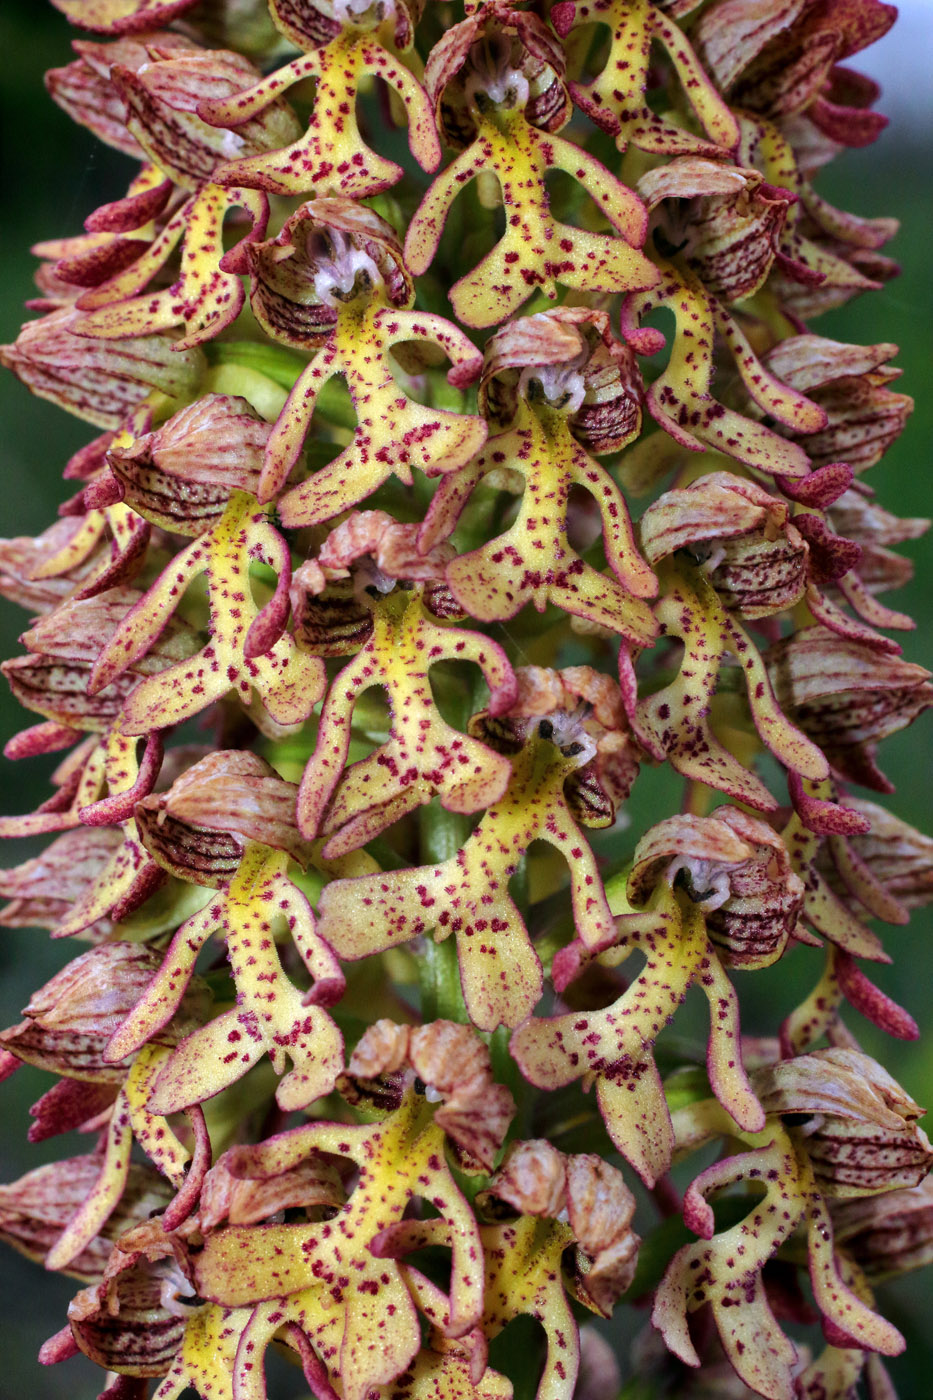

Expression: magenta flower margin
xmin=1 ymin=1 xmax=932 ymax=1397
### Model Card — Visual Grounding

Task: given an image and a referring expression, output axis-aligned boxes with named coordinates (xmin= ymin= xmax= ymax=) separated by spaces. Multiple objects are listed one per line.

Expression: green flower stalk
xmin=0 ymin=1 xmax=930 ymax=1398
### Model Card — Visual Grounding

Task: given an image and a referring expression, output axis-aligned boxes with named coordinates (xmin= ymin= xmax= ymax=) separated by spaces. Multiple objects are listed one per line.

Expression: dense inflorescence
xmin=1 ymin=1 xmax=931 ymax=1397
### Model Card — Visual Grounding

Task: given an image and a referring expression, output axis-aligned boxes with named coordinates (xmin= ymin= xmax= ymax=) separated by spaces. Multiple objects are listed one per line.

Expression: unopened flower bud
xmin=0 ymin=1158 xmax=170 ymax=1282
xmin=0 ymin=308 xmax=205 ymax=430
xmin=766 ymin=627 xmax=933 ymax=791
xmin=754 ymin=1048 xmax=933 ymax=1197
xmin=23 ymin=943 xmax=167 ymax=1039
xmin=111 ymin=43 xmax=302 ymax=190
xmin=4 ymin=588 xmax=199 ymax=732
xmin=0 ymin=943 xmax=209 ymax=1082
xmin=46 ymin=37 xmax=186 ymax=156
xmin=0 ymin=827 xmax=123 ymax=940
xmin=764 ymin=336 xmax=913 ymax=474
xmin=0 ymin=519 xmax=101 ymax=614
xmin=832 ymin=1176 xmax=933 ymax=1282
xmin=693 ymin=0 xmax=895 ymax=122
xmin=106 ymin=395 xmax=271 ymax=535
xmin=135 ymin=750 xmax=312 ymax=886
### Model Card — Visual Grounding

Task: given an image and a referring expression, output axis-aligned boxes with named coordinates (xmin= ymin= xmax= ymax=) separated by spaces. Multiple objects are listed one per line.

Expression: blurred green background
xmin=0 ymin=1 xmax=931 ymax=1395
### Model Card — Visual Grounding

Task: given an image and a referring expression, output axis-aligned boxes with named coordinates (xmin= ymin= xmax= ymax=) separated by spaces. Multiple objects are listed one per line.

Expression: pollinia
xmin=1 ymin=1 xmax=931 ymax=1397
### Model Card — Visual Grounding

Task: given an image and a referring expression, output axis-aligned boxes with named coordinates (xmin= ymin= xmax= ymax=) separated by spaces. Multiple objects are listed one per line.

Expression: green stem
xmin=417 ymin=804 xmax=471 ymax=1024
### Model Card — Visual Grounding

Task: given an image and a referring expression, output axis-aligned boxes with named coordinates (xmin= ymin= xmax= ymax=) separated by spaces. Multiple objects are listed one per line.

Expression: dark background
xmin=0 ymin=2 xmax=931 ymax=1395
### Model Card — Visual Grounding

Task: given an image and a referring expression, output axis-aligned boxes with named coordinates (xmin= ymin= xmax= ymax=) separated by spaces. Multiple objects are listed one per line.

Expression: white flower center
xmin=464 ymin=36 xmax=530 ymax=111
xmin=539 ymin=705 xmax=597 ymax=765
xmin=326 ymin=0 xmax=394 ymax=28
xmin=519 ymin=356 xmax=588 ymax=414
xmin=666 ymin=856 xmax=741 ymax=910
xmin=308 ymin=229 xmax=382 ymax=307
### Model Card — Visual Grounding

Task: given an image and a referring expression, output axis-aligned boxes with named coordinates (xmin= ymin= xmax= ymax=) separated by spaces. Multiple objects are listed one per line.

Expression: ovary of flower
xmin=298 ymin=590 xmax=517 ymax=854
xmin=404 ymin=106 xmax=658 ymax=328
xmin=632 ymin=556 xmax=827 ymax=809
xmin=70 ymin=183 xmax=268 ymax=351
xmin=261 ymin=306 xmax=486 ymax=525
xmin=106 ymin=844 xmax=344 ymax=1113
xmin=45 ymin=1042 xmax=192 ymax=1271
xmin=653 ymin=1119 xmax=905 ymax=1400
xmin=420 ymin=399 xmax=657 ymax=644
xmin=88 ymin=490 xmax=325 ymax=733
xmin=511 ymin=886 xmax=764 ymax=1186
xmin=565 ymin=0 xmax=739 ymax=156
xmin=621 ymin=258 xmax=824 ymax=475
xmin=191 ymin=1093 xmax=485 ymax=1400
xmin=317 ymin=735 xmax=618 ymax=1031
xmin=199 ymin=33 xmax=440 ymax=198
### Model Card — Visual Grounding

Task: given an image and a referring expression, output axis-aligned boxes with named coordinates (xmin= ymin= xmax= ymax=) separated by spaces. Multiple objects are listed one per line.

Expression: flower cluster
xmin=1 ymin=0 xmax=930 ymax=1397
